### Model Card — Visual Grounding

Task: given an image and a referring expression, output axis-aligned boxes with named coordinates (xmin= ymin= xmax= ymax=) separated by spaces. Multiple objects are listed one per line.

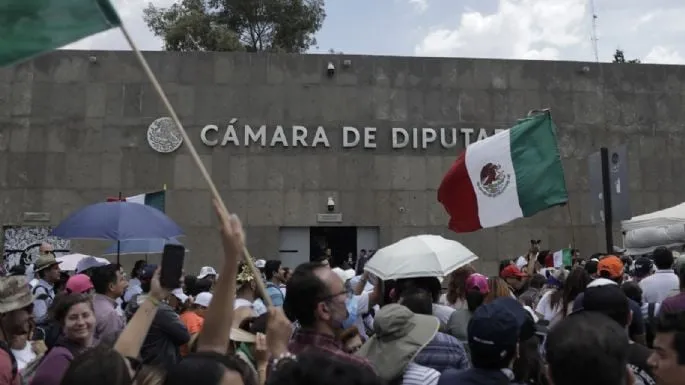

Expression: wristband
xmin=271 ymin=352 xmax=297 ymax=371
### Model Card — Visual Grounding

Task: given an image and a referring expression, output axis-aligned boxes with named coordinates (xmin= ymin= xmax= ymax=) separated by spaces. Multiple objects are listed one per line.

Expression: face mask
xmin=340 ymin=295 xmax=358 ymax=329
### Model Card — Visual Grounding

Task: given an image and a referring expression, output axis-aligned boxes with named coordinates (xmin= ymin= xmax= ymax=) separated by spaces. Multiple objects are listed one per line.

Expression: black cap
xmin=581 ymin=285 xmax=630 ymax=327
xmin=633 ymin=257 xmax=653 ymax=278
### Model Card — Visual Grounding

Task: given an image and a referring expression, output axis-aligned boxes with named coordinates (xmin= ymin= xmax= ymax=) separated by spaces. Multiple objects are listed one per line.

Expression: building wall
xmin=0 ymin=51 xmax=682 ymax=274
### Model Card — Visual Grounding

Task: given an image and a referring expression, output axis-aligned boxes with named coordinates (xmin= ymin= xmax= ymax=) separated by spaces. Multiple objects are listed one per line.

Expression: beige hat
xmin=357 ymin=304 xmax=439 ymax=381
xmin=0 ymin=276 xmax=34 ymax=314
xmin=230 ymin=328 xmax=256 ymax=343
xmin=34 ymin=254 xmax=61 ymax=272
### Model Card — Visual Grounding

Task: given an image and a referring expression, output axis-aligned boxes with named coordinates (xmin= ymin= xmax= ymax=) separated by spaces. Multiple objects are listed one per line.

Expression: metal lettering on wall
xmin=2 ymin=226 xmax=70 ymax=272
xmin=146 ymin=117 xmax=504 ymax=153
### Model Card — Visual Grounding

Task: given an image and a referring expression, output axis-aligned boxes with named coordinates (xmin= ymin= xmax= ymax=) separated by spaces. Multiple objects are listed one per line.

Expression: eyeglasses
xmin=320 ymin=289 xmax=352 ymax=302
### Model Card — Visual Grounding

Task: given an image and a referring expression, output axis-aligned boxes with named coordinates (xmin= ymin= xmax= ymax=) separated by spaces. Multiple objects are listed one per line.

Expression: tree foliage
xmin=613 ymin=49 xmax=641 ymax=64
xmin=143 ymin=0 xmax=326 ymax=53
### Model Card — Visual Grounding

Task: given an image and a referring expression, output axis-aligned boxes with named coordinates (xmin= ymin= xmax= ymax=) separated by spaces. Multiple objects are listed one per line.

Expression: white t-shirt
xmin=535 ymin=290 xmax=564 ymax=324
xmin=233 ymin=297 xmax=267 ymax=316
xmin=640 ymin=270 xmax=680 ymax=303
xmin=432 ymin=303 xmax=455 ymax=325
xmin=11 ymin=341 xmax=36 ymax=371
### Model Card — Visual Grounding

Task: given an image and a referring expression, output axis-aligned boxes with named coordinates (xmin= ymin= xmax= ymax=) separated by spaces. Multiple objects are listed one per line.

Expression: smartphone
xmin=160 ymin=244 xmax=185 ymax=289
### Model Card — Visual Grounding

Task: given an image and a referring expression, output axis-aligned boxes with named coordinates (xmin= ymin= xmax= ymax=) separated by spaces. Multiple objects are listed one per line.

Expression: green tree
xmin=143 ymin=0 xmax=326 ymax=53
xmin=613 ymin=49 xmax=641 ymax=63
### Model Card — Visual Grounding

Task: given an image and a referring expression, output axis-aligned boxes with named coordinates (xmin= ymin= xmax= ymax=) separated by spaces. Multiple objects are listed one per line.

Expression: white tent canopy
xmin=621 ymin=202 xmax=685 ymax=255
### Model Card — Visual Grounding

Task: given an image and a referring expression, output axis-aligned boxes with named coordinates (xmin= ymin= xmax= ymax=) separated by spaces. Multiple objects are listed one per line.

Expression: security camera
xmin=327 ymin=197 xmax=335 ymax=212
xmin=327 ymin=62 xmax=335 ymax=77
xmin=88 ymin=56 xmax=97 ymax=64
xmin=579 ymin=65 xmax=590 ymax=74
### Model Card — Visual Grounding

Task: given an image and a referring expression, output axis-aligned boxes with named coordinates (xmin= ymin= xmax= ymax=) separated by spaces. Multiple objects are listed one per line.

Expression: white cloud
xmin=415 ymin=0 xmax=587 ymax=59
xmin=62 ymin=0 xmax=172 ymax=51
xmin=644 ymin=46 xmax=685 ymax=64
xmin=408 ymin=0 xmax=428 ymax=13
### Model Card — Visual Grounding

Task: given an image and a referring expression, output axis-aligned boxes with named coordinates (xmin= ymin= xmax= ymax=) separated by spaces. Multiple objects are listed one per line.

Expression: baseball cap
xmin=255 ymin=259 xmax=266 ymax=269
xmin=195 ymin=291 xmax=213 ymax=307
xmin=580 ymin=285 xmax=630 ymax=326
xmin=466 ymin=273 xmax=489 ymax=293
xmin=633 ymin=257 xmax=653 ymax=278
xmin=597 ymin=255 xmax=623 ymax=279
xmin=140 ymin=264 xmax=157 ymax=281
xmin=468 ymin=297 xmax=527 ymax=362
xmin=66 ymin=274 xmax=94 ymax=294
xmin=501 ymin=265 xmax=527 ymax=279
xmin=171 ymin=288 xmax=188 ymax=303
xmin=197 ymin=266 xmax=217 ymax=279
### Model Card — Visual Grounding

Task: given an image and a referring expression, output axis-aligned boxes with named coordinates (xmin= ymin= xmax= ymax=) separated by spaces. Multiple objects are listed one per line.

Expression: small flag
xmin=126 ymin=190 xmax=166 ymax=213
xmin=437 ymin=111 xmax=568 ymax=233
xmin=553 ymin=248 xmax=573 ymax=268
xmin=0 ymin=0 xmax=121 ymax=67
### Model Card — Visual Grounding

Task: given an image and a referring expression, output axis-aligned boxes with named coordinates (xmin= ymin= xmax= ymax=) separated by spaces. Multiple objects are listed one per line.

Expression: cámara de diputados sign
xmin=146 ymin=117 xmax=505 ymax=154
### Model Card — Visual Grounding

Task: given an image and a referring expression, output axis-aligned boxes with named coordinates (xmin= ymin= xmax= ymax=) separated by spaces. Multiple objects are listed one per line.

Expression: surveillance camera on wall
xmin=327 ymin=197 xmax=335 ymax=212
xmin=327 ymin=62 xmax=335 ymax=77
xmin=88 ymin=56 xmax=97 ymax=64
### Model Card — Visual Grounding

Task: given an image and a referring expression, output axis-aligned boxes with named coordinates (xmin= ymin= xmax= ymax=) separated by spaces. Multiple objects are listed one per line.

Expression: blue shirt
xmin=266 ymin=282 xmax=284 ymax=307
xmin=414 ymin=331 xmax=470 ymax=373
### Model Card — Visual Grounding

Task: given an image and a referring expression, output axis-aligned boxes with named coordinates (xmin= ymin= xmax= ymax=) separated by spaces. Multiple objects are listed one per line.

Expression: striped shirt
xmin=402 ymin=363 xmax=440 ymax=385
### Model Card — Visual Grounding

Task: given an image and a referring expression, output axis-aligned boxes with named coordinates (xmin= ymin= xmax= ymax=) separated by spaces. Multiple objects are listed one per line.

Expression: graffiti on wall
xmin=2 ymin=226 xmax=70 ymax=272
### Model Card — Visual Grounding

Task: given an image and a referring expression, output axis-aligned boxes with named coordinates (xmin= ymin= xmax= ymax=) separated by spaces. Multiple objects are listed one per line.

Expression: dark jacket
xmin=438 ymin=368 xmax=517 ymax=385
xmin=126 ymin=294 xmax=190 ymax=369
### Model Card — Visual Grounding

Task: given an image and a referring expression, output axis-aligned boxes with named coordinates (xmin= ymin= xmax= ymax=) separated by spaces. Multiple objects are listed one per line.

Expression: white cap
xmin=255 ymin=259 xmax=266 ymax=269
xmin=332 ymin=268 xmax=355 ymax=283
xmin=195 ymin=291 xmax=213 ymax=307
xmin=171 ymin=288 xmax=188 ymax=303
xmin=197 ymin=266 xmax=217 ymax=279
xmin=587 ymin=278 xmax=618 ymax=288
xmin=76 ymin=256 xmax=109 ymax=273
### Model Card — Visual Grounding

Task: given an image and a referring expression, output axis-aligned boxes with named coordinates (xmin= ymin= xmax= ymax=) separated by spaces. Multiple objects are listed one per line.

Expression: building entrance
xmin=309 ymin=227 xmax=357 ymax=268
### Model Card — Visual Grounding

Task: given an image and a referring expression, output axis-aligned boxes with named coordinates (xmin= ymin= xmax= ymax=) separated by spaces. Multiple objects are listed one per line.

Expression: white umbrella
xmin=364 ymin=235 xmax=478 ymax=280
xmin=57 ymin=254 xmax=109 ymax=272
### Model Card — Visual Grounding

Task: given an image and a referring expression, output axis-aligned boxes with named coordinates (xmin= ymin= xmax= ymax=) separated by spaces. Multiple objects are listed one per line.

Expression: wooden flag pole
xmin=117 ymin=25 xmax=272 ymax=307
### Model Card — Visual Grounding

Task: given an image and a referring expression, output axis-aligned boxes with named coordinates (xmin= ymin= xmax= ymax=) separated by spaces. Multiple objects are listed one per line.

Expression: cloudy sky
xmin=67 ymin=0 xmax=685 ymax=64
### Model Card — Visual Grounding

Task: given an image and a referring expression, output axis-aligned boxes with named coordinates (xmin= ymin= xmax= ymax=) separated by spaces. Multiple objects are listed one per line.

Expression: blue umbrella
xmin=51 ymin=202 xmax=183 ymax=241
xmin=102 ymin=237 xmax=187 ymax=256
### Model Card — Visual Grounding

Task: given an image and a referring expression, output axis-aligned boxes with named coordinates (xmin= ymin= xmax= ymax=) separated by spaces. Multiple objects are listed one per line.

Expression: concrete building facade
xmin=0 ymin=51 xmax=682 ymax=274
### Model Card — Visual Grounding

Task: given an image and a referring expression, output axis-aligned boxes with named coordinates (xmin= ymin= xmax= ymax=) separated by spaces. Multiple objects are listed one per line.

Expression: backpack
xmin=645 ymin=303 xmax=658 ymax=348
xmin=32 ymin=285 xmax=54 ymax=326
xmin=0 ymin=341 xmax=17 ymax=382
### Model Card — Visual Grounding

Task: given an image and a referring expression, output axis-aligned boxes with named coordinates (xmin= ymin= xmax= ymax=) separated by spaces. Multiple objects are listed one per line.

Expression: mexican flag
xmin=553 ymin=248 xmax=573 ymax=268
xmin=126 ymin=190 xmax=166 ymax=213
xmin=438 ymin=111 xmax=568 ymax=232
xmin=0 ymin=0 xmax=121 ymax=67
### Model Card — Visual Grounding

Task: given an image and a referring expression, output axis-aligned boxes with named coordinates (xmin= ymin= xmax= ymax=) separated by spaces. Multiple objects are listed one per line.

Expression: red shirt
xmin=0 ymin=348 xmax=20 ymax=385
xmin=288 ymin=329 xmax=374 ymax=372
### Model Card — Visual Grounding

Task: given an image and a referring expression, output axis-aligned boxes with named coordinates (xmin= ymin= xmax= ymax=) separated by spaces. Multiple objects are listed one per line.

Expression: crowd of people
xmin=1 ymin=203 xmax=685 ymax=385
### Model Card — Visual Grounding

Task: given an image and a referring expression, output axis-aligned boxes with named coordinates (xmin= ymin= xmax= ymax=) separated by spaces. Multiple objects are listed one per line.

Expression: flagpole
xmin=117 ymin=25 xmax=272 ymax=307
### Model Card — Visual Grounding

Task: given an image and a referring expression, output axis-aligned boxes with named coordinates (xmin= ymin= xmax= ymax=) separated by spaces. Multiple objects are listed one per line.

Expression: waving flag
xmin=438 ymin=111 xmax=568 ymax=232
xmin=0 ymin=0 xmax=121 ymax=67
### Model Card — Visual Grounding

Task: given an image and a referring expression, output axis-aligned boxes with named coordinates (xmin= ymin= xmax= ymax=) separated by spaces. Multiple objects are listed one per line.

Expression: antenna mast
xmin=589 ymin=0 xmax=599 ymax=62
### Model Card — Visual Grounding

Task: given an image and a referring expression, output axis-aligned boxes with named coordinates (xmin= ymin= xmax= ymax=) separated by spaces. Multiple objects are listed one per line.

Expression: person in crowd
xmin=584 ymin=258 xmax=599 ymax=278
xmin=355 ymin=249 xmax=369 ymax=276
xmin=125 ymin=264 xmax=190 ymax=369
xmin=358 ymin=303 xmax=440 ymax=385
xmin=255 ymin=259 xmax=266 ymax=277
xmin=440 ymin=265 xmax=475 ymax=309
xmin=394 ymin=277 xmax=455 ymax=325
xmin=123 ymin=260 xmax=146 ymax=306
xmin=281 ymin=267 xmax=292 ymax=297
xmin=31 ymin=254 xmax=62 ymax=327
xmin=500 ymin=264 xmax=527 ymax=296
xmin=191 ymin=278 xmax=213 ymax=297
xmin=235 ymin=263 xmax=267 ymax=316
xmin=65 ymin=274 xmax=94 ymax=295
xmin=399 ymin=287 xmax=470 ymax=372
xmin=535 ymin=267 xmax=590 ymax=325
xmin=9 ymin=321 xmax=46 ymax=375
xmin=485 ymin=276 xmax=513 ymax=303
xmin=580 ymin=285 xmax=656 ymax=385
xmin=648 ymin=311 xmax=685 ymax=385
xmin=446 ymin=273 xmax=494 ymax=342
xmin=0 ymin=276 xmax=35 ymax=385
xmin=197 ymin=266 xmax=218 ymax=285
xmin=172 ymin=288 xmax=201 ymax=357
xmin=546 ymin=311 xmax=633 ymax=385
xmin=633 ymin=257 xmax=654 ymax=283
xmin=264 ymin=260 xmax=286 ymax=307
xmin=660 ymin=260 xmax=685 ymax=314
xmin=233 ymin=314 xmax=268 ymax=384
xmin=90 ymin=264 xmax=128 ymax=347
xmin=340 ymin=326 xmax=363 ymax=354
xmin=438 ymin=297 xmax=529 ymax=385
xmin=283 ymin=262 xmax=374 ymax=371
xmin=518 ymin=274 xmax=546 ymax=308
xmin=641 ymin=247 xmax=679 ymax=303
xmin=269 ymin=351 xmax=381 ymax=385
xmin=575 ymin=256 xmax=648 ymax=345
xmin=512 ymin=315 xmax=547 ymax=385
xmin=183 ymin=274 xmax=198 ymax=297
xmin=334 ymin=269 xmax=381 ymax=341
xmin=30 ymin=293 xmax=98 ymax=385
xmin=168 ymin=287 xmax=189 ymax=314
